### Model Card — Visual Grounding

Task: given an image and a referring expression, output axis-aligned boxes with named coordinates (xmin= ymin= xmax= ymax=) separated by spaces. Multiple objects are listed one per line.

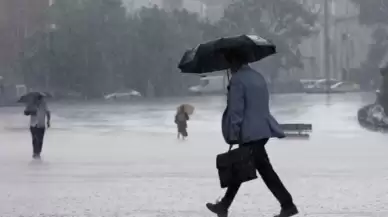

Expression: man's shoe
xmin=274 ymin=205 xmax=298 ymax=217
xmin=32 ymin=153 xmax=41 ymax=159
xmin=206 ymin=202 xmax=228 ymax=217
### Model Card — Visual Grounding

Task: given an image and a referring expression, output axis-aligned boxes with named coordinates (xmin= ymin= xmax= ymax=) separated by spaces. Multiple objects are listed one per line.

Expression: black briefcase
xmin=216 ymin=145 xmax=257 ymax=188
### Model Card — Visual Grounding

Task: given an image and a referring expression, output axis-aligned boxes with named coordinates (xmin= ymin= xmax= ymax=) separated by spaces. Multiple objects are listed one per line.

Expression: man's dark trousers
xmin=220 ymin=138 xmax=294 ymax=209
xmin=30 ymin=127 xmax=46 ymax=155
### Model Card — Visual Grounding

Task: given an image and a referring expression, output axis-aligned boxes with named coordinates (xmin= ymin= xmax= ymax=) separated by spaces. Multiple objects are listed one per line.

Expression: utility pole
xmin=46 ymin=24 xmax=56 ymax=91
xmin=323 ymin=0 xmax=331 ymax=94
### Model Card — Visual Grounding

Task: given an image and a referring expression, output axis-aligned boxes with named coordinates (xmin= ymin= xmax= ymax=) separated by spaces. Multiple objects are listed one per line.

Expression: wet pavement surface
xmin=1 ymin=93 xmax=388 ymax=217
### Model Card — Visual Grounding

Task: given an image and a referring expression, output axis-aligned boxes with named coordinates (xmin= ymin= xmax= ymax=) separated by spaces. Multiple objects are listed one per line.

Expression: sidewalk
xmin=1 ymin=130 xmax=388 ymax=217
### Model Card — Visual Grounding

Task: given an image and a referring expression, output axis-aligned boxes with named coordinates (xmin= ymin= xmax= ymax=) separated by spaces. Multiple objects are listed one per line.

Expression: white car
xmin=314 ymin=79 xmax=340 ymax=88
xmin=300 ymin=79 xmax=319 ymax=89
xmin=188 ymin=76 xmax=227 ymax=95
xmin=104 ymin=90 xmax=141 ymax=100
xmin=330 ymin=82 xmax=360 ymax=93
xmin=304 ymin=78 xmax=340 ymax=93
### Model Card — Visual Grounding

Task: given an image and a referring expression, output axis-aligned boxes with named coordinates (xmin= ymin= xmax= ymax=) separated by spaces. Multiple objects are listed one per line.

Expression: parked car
xmin=188 ymin=76 xmax=227 ymax=95
xmin=270 ymin=80 xmax=305 ymax=94
xmin=330 ymin=81 xmax=361 ymax=93
xmin=104 ymin=90 xmax=141 ymax=100
xmin=304 ymin=78 xmax=340 ymax=93
xmin=309 ymin=78 xmax=340 ymax=89
xmin=300 ymin=79 xmax=319 ymax=89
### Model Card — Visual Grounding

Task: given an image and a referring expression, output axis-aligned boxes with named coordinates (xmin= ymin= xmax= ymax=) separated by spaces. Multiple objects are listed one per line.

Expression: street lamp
xmin=45 ymin=23 xmax=57 ymax=90
xmin=341 ymin=33 xmax=349 ymax=80
xmin=341 ymin=32 xmax=353 ymax=81
xmin=323 ymin=0 xmax=331 ymax=94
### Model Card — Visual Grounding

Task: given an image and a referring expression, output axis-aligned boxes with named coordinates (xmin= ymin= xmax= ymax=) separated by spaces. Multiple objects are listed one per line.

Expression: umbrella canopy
xmin=18 ymin=92 xmax=51 ymax=103
xmin=178 ymin=35 xmax=276 ymax=74
xmin=177 ymin=104 xmax=195 ymax=115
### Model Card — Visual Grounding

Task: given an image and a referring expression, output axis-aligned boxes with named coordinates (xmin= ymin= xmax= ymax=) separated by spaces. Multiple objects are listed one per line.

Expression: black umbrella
xmin=18 ymin=92 xmax=51 ymax=103
xmin=178 ymin=35 xmax=276 ymax=74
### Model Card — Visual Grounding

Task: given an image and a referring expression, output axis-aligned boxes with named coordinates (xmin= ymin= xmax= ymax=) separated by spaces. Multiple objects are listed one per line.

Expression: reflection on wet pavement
xmin=1 ymin=93 xmax=387 ymax=216
xmin=0 ymin=93 xmax=379 ymax=135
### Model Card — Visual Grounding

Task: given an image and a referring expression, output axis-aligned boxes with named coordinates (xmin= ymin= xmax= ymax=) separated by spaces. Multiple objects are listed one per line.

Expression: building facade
xmin=299 ymin=0 xmax=373 ymax=80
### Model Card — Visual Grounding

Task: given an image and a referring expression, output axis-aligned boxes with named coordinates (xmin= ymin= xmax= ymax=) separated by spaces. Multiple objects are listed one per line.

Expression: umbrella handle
xmin=225 ymin=69 xmax=232 ymax=89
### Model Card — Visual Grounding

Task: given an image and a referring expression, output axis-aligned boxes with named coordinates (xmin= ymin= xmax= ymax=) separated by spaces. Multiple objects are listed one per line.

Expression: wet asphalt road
xmin=0 ymin=93 xmax=387 ymax=217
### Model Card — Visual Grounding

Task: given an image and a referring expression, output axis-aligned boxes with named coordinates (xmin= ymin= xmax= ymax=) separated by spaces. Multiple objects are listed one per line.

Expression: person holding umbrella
xmin=21 ymin=92 xmax=51 ymax=159
xmin=174 ymin=104 xmax=194 ymax=140
xmin=178 ymin=35 xmax=298 ymax=217
xmin=175 ymin=105 xmax=189 ymax=139
xmin=208 ymin=51 xmax=298 ymax=217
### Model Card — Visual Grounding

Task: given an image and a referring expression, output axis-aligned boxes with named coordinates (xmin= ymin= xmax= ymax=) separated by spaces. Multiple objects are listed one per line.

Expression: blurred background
xmin=0 ymin=0 xmax=387 ymax=104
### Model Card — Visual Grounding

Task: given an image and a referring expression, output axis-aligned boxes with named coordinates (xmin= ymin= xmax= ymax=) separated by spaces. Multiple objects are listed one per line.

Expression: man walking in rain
xmin=206 ymin=50 xmax=298 ymax=217
xmin=27 ymin=95 xmax=51 ymax=159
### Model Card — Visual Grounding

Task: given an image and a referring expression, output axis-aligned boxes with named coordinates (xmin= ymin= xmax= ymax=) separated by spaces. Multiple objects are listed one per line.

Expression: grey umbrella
xmin=18 ymin=92 xmax=51 ymax=103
